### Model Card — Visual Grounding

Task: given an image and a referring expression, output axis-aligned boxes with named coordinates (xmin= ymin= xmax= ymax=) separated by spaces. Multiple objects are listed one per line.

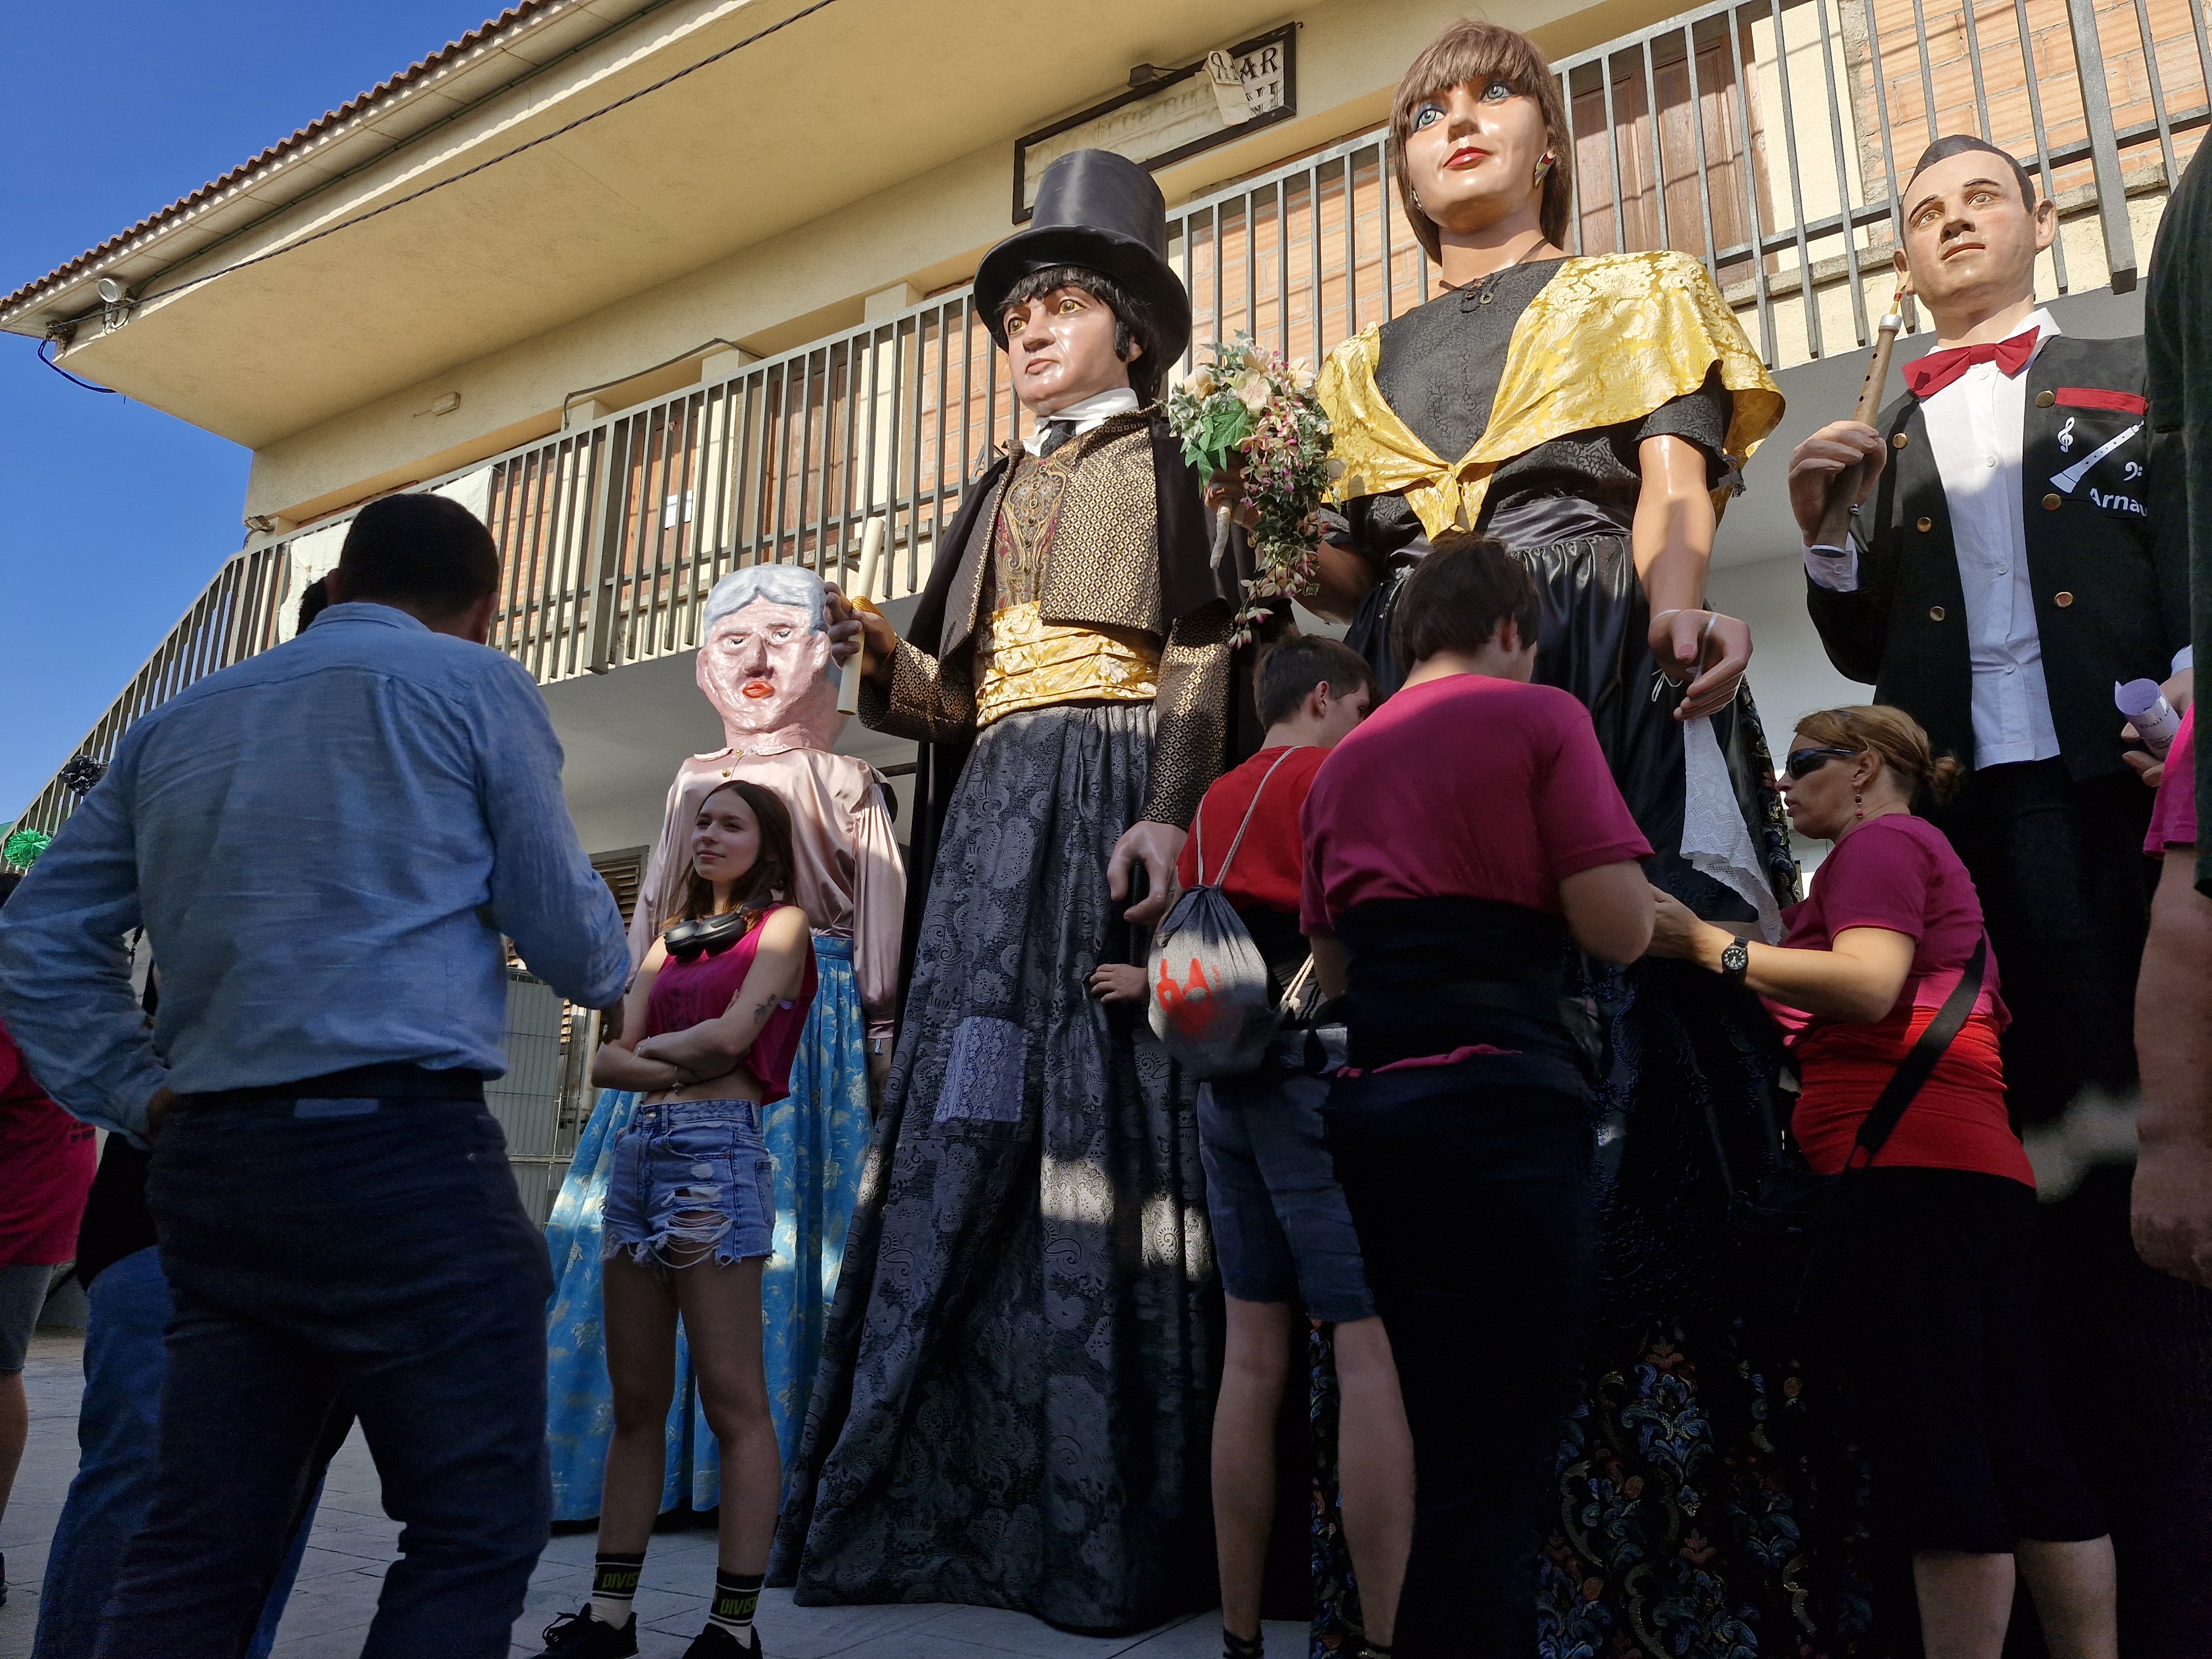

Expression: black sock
xmin=1224 ymin=1629 xmax=1264 ymax=1659
xmin=706 ymin=1569 xmax=763 ymax=1638
xmin=589 ymin=1550 xmax=646 ymax=1629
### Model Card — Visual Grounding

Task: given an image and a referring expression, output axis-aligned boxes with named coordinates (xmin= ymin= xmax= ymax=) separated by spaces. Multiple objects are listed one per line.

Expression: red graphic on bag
xmin=1155 ymin=957 xmax=1219 ymax=1037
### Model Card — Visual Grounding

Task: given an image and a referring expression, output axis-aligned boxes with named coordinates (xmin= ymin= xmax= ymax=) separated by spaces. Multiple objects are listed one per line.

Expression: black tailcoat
xmin=1806 ymin=333 xmax=2189 ymax=779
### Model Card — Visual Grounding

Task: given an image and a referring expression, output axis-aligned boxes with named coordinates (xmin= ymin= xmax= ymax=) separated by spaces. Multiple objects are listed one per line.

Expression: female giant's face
xmin=1402 ymin=78 xmax=1551 ymax=238
xmin=692 ymin=789 xmax=763 ymax=888
xmin=698 ymin=596 xmax=833 ymax=735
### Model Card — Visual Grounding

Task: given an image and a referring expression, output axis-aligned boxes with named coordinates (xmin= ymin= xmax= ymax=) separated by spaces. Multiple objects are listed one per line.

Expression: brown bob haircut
xmin=678 ymin=779 xmax=799 ymax=924
xmin=1391 ymin=20 xmax=1575 ymax=260
xmin=1389 ymin=530 xmax=1542 ymax=667
xmin=1793 ymin=705 xmax=1964 ymax=807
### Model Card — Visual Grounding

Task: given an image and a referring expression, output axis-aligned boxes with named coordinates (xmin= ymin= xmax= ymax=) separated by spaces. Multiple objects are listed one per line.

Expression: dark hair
xmin=335 ymin=494 xmax=500 ymax=618
xmin=677 ymin=780 xmax=799 ymax=924
xmin=296 ymin=575 xmax=332 ymax=635
xmin=1793 ymin=705 xmax=1964 ymax=806
xmin=999 ymin=264 xmax=1166 ymax=405
xmin=1255 ymin=634 xmax=1375 ymax=728
xmin=1391 ymin=21 xmax=1574 ymax=259
xmin=1389 ymin=531 xmax=1541 ymax=667
xmin=1906 ymin=135 xmax=2039 ymax=211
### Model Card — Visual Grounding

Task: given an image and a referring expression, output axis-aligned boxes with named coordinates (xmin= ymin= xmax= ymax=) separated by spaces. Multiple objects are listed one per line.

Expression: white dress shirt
xmin=1020 ymin=385 xmax=1140 ymax=455
xmin=1806 ymin=310 xmax=2064 ymax=768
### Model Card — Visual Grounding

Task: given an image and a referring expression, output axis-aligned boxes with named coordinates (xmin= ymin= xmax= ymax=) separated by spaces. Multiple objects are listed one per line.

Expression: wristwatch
xmin=1719 ymin=939 xmax=1750 ymax=984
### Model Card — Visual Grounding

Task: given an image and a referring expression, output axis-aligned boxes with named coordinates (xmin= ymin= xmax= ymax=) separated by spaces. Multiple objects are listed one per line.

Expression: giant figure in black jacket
xmin=1787 ymin=135 xmax=2206 ymax=1651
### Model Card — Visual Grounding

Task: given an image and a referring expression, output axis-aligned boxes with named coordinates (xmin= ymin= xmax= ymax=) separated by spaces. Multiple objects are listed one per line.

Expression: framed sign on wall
xmin=1013 ymin=25 xmax=1297 ymax=222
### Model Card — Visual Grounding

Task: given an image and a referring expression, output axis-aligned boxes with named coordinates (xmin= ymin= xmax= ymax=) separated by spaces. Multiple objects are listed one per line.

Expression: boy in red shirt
xmin=1095 ymin=635 xmax=1410 ymax=1659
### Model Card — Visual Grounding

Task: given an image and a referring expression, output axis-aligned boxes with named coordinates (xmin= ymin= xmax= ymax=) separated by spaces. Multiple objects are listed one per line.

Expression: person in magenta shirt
xmin=1298 ymin=535 xmax=1652 ymax=1658
xmin=0 ymin=874 xmax=97 ymax=1608
xmin=1648 ymin=703 xmax=2115 ymax=1659
xmin=2134 ymin=702 xmax=2212 ymax=1289
xmin=537 ymin=779 xmax=815 ymax=1659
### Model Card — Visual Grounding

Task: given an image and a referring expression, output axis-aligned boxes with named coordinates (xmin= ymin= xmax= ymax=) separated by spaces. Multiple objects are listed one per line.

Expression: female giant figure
xmin=1303 ymin=21 xmax=1861 ymax=1656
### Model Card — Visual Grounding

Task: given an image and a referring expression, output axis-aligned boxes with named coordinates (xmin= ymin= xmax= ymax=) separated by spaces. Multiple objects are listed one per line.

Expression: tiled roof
xmin=2 ymin=3 xmax=557 ymax=315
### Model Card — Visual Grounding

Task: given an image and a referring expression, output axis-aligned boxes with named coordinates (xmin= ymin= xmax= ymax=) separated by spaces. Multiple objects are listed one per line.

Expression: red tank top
xmin=644 ymin=905 xmax=817 ymax=1104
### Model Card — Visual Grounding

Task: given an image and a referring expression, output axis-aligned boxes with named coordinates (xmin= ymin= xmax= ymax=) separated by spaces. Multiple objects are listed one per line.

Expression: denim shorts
xmin=603 ymin=1099 xmax=775 ymax=1269
xmin=1198 ymin=1072 xmax=1375 ymax=1323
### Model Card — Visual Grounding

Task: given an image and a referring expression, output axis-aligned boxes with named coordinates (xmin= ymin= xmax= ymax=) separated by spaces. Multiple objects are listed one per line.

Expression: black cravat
xmin=1035 ymin=418 xmax=1077 ymax=459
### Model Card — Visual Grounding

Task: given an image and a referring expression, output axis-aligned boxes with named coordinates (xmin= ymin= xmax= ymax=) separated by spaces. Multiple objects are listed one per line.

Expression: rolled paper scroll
xmin=2116 ymin=678 xmax=2180 ymax=757
xmin=835 ymin=517 xmax=888 ymax=715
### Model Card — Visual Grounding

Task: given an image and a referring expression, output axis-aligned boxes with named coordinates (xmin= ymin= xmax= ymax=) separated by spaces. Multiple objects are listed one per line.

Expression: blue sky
xmin=0 ymin=2 xmax=502 ymax=818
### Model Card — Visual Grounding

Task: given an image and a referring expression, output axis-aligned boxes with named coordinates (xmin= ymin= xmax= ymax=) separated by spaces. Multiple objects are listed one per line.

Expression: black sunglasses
xmin=1785 ymin=745 xmax=1859 ymax=780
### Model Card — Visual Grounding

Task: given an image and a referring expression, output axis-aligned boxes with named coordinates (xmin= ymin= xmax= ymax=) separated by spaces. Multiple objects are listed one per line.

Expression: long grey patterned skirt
xmin=769 ymin=701 xmax=1218 ymax=1632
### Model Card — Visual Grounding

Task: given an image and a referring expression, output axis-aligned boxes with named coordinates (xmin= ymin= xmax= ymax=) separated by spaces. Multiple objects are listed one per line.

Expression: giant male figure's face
xmin=697 ymin=594 xmax=839 ymax=743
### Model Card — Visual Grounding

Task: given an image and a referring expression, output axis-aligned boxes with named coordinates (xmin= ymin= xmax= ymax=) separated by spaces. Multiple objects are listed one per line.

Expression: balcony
xmin=10 ymin=0 xmax=2206 ymax=852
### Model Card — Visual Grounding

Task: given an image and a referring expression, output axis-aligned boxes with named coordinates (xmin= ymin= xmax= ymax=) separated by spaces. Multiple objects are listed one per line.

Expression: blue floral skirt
xmin=543 ymin=935 xmax=871 ymax=1518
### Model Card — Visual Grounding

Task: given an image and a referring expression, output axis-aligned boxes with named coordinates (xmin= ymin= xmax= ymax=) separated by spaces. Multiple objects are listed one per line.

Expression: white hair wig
xmin=701 ymin=563 xmax=828 ymax=633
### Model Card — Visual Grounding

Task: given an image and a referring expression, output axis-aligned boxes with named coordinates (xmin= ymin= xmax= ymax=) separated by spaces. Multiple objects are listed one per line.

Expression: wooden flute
xmin=1812 ymin=284 xmax=1915 ymax=552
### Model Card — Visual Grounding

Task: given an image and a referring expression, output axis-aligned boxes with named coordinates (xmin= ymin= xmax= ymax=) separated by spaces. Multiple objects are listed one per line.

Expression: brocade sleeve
xmin=859 ymin=637 xmax=977 ymax=744
xmin=1142 ymin=600 xmax=1234 ymax=827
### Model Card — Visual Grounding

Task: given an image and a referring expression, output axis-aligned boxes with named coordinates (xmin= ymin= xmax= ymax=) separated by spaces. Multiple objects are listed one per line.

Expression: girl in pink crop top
xmin=572 ymin=779 xmax=816 ymax=1647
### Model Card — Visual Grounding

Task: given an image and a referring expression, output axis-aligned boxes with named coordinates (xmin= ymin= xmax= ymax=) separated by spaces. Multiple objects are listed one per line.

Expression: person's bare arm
xmin=591 ymin=943 xmax=687 ymax=1092
xmin=1650 ymin=887 xmax=1912 ymax=1020
xmin=633 ymin=907 xmax=812 ymax=1078
xmin=1634 ymin=434 xmax=1747 ymax=723
xmin=1558 ymin=862 xmax=1656 ymax=965
xmin=1308 ymin=930 xmax=1350 ymax=1000
xmin=2133 ymin=847 xmax=2212 ymax=1286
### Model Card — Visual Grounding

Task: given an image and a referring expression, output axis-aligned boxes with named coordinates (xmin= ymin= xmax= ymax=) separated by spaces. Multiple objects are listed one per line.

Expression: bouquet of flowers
xmin=1165 ymin=334 xmax=1335 ymax=645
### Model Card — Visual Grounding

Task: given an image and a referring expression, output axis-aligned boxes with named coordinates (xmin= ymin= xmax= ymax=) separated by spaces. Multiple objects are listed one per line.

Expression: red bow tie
xmin=1903 ymin=328 xmax=2039 ymax=399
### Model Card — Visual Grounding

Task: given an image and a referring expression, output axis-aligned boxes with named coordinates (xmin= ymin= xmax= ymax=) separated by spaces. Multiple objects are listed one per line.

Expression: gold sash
xmin=973 ymin=601 xmax=1160 ymax=727
xmin=1317 ymin=251 xmax=1786 ymax=538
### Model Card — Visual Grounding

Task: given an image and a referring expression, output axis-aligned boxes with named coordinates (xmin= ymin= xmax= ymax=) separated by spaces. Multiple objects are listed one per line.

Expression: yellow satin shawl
xmin=1316 ymin=251 xmax=1785 ymax=537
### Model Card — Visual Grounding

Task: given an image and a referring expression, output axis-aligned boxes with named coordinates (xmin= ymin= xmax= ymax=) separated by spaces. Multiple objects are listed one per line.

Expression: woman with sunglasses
xmin=1649 ymin=705 xmax=2116 ymax=1659
xmin=536 ymin=779 xmax=815 ymax=1659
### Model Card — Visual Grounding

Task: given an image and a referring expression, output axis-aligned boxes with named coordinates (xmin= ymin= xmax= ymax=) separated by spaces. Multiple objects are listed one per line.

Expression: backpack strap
xmin=1199 ymin=747 xmax=1305 ymax=888
xmin=1847 ymin=935 xmax=1989 ymax=1168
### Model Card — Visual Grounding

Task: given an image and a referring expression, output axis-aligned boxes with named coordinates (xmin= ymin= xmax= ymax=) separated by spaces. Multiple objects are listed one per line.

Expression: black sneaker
xmin=532 ymin=1606 xmax=640 ymax=1658
xmin=682 ymin=1625 xmax=762 ymax=1658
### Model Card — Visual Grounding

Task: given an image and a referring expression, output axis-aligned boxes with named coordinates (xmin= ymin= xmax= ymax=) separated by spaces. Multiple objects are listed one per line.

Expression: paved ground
xmin=3 ymin=1332 xmax=1292 ymax=1658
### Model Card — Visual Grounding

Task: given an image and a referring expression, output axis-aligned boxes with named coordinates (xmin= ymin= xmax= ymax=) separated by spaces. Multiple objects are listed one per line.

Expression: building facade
xmin=6 ymin=0 xmax=2205 ymax=1207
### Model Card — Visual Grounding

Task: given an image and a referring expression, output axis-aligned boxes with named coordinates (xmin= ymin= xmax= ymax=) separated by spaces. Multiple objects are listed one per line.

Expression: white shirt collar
xmin=1021 ymin=387 xmax=1140 ymax=455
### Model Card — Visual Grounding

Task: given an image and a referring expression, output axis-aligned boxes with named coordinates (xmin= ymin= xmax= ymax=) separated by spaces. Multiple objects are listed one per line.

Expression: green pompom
xmin=3 ymin=828 xmax=52 ymax=868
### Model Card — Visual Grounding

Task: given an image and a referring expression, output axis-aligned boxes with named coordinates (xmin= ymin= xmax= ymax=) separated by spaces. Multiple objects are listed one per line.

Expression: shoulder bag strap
xmin=1202 ymin=747 xmax=1303 ymax=887
xmin=1848 ymin=935 xmax=1987 ymax=1168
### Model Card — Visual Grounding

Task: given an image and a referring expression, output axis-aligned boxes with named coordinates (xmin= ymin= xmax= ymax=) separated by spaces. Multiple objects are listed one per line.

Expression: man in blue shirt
xmin=0 ymin=493 xmax=630 ymax=1659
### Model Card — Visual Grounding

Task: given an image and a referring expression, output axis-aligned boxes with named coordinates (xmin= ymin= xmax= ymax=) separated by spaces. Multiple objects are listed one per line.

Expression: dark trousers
xmin=1324 ymin=1067 xmax=1593 ymax=1659
xmin=1928 ymin=758 xmax=2153 ymax=1126
xmin=96 ymin=1095 xmax=555 ymax=1659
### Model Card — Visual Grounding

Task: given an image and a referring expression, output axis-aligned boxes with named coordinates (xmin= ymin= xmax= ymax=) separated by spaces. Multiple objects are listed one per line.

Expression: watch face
xmin=1722 ymin=941 xmax=1749 ymax=973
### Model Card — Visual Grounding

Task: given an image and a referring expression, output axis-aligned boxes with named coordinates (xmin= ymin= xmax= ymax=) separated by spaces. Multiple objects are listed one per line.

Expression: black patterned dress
xmin=1310 ymin=265 xmax=1877 ymax=1659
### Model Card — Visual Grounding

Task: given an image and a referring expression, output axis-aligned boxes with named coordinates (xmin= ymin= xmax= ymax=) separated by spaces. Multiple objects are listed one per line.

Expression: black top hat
xmin=974 ymin=149 xmax=1192 ymax=367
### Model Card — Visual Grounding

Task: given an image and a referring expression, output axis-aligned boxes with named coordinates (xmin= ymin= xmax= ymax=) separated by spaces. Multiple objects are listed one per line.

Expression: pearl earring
xmin=1853 ymin=790 xmax=1864 ymax=821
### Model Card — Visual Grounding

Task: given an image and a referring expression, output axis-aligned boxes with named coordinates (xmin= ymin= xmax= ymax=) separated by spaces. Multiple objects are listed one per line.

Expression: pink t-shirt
xmin=1299 ymin=674 xmax=1651 ymax=933
xmin=2145 ymin=705 xmax=2198 ymax=853
xmin=1772 ymin=813 xmax=2030 ymax=1185
xmin=0 ymin=1016 xmax=97 ymax=1266
xmin=645 ymin=906 xmax=818 ymax=1105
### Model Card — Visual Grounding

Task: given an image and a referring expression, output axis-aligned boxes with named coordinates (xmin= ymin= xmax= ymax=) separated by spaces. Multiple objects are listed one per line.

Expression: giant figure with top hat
xmin=769 ymin=151 xmax=1241 ymax=1628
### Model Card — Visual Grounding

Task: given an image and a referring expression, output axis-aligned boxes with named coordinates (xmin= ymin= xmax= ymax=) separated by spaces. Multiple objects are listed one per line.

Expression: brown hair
xmin=677 ymin=779 xmax=799 ymax=924
xmin=1391 ymin=20 xmax=1575 ymax=260
xmin=1389 ymin=530 xmax=1541 ymax=667
xmin=1793 ymin=705 xmax=1964 ymax=806
xmin=1254 ymin=634 xmax=1376 ymax=728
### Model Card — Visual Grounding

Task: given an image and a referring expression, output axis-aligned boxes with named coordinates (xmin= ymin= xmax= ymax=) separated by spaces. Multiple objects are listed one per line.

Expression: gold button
xmin=2036 ymin=389 xmax=2056 ymax=408
xmin=1916 ymin=516 xmax=1933 ymax=532
xmin=2042 ymin=492 xmax=2062 ymax=510
xmin=1929 ymin=606 xmax=1947 ymax=621
xmin=2054 ymin=591 xmax=2074 ymax=607
xmin=1892 ymin=431 xmax=1911 ymax=449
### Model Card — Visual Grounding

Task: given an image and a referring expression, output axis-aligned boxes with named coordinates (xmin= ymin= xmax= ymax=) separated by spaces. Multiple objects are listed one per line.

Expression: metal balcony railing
xmin=11 ymin=0 xmax=2206 ymax=855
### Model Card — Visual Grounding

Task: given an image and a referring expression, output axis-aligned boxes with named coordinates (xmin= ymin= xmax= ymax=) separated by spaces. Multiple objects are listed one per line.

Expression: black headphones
xmin=662 ymin=908 xmax=755 ymax=963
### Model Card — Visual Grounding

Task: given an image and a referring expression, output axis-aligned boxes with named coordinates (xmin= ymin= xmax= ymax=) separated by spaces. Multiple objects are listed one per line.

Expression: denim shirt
xmin=0 ymin=604 xmax=630 ymax=1139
